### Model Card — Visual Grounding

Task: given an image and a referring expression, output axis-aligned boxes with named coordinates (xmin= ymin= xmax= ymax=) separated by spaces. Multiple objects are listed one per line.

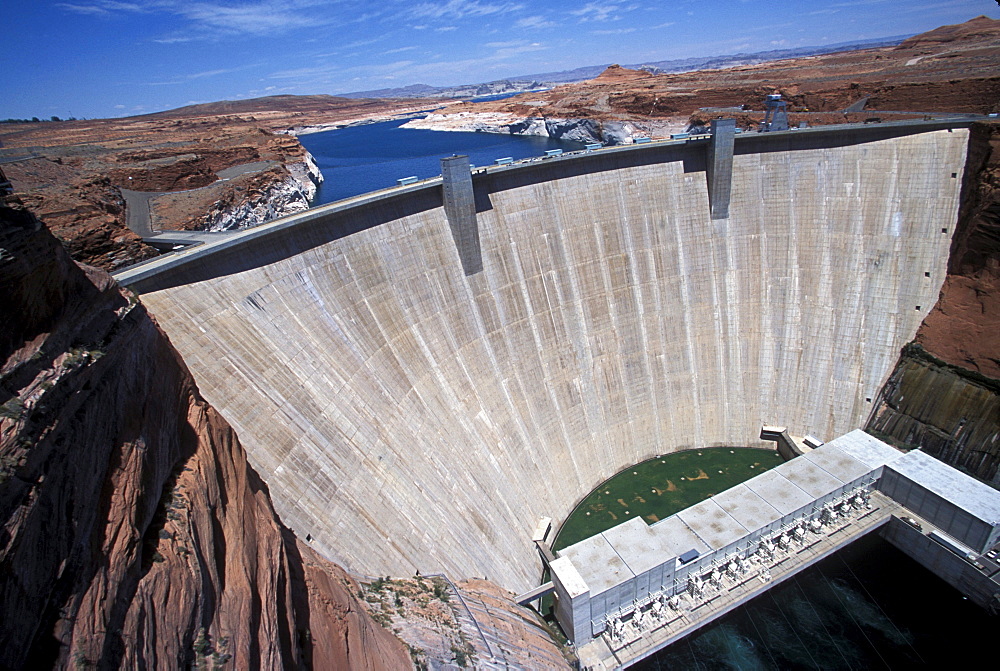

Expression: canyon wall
xmin=0 ymin=198 xmax=409 ymax=669
xmin=867 ymin=349 xmax=999 ymax=483
xmin=131 ymin=126 xmax=968 ymax=592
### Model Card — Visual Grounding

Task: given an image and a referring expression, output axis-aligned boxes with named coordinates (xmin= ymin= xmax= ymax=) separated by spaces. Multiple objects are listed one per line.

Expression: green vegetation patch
xmin=552 ymin=447 xmax=784 ymax=551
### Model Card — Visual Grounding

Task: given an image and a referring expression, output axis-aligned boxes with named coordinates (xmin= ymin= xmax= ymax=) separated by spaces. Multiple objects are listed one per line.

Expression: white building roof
xmin=676 ymin=499 xmax=749 ymax=551
xmin=559 ymin=530 xmax=633 ymax=595
xmin=712 ymin=483 xmax=783 ymax=533
xmin=773 ymin=456 xmax=845 ymax=498
xmin=826 ymin=429 xmax=905 ymax=469
xmin=888 ymin=450 xmax=1000 ymax=525
xmin=742 ymin=469 xmax=815 ymax=515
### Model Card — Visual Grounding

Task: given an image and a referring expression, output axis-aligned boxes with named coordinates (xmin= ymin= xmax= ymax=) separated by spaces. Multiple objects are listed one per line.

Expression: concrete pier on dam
xmin=120 ymin=121 xmax=970 ymax=592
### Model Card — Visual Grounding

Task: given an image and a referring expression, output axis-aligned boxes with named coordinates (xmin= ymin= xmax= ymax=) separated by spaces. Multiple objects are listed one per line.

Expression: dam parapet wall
xmin=130 ymin=122 xmax=970 ymax=591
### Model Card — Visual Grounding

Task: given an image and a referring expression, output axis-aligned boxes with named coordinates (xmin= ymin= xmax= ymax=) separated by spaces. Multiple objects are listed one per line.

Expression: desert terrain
xmin=408 ymin=15 xmax=1000 ymax=139
xmin=0 ymin=96 xmax=441 ymax=269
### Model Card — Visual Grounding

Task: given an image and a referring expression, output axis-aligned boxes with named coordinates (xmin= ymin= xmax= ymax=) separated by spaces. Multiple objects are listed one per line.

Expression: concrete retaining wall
xmin=138 ymin=127 xmax=968 ymax=590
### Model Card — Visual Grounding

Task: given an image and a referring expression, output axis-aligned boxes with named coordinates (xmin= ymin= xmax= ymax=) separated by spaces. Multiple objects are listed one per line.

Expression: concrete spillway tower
xmin=761 ymin=94 xmax=789 ymax=132
xmin=441 ymin=155 xmax=483 ymax=275
xmin=706 ymin=118 xmax=736 ymax=219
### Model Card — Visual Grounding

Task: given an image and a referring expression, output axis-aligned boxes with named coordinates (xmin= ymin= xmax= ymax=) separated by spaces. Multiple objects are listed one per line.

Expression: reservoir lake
xmin=298 ymin=117 xmax=586 ymax=205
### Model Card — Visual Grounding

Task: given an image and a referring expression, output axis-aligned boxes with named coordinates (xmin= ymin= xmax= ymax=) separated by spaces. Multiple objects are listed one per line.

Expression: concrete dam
xmin=121 ymin=122 xmax=969 ymax=592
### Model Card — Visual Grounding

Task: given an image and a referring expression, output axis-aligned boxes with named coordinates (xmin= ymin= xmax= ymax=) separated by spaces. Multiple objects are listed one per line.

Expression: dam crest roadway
xmin=119 ymin=118 xmax=972 ymax=594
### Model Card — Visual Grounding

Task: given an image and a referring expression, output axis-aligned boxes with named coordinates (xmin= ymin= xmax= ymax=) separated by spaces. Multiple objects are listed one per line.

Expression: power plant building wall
xmin=551 ymin=430 xmax=904 ymax=642
xmin=138 ymin=128 xmax=969 ymax=591
xmin=879 ymin=450 xmax=1000 ymax=553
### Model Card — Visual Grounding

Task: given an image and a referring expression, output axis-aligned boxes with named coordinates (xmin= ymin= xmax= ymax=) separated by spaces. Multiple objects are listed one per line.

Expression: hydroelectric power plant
xmin=117 ymin=119 xmax=997 ymax=666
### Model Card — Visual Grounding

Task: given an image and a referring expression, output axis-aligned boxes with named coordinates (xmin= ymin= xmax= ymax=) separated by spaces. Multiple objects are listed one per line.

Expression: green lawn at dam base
xmin=553 ymin=448 xmax=785 ymax=551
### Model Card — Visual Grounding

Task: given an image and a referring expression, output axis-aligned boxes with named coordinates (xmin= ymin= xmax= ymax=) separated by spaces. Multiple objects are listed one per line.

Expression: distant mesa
xmin=897 ymin=15 xmax=1000 ymax=49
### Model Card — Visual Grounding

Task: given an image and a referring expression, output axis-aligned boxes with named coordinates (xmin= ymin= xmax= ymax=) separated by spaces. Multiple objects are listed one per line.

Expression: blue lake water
xmin=297 ymin=118 xmax=586 ymax=205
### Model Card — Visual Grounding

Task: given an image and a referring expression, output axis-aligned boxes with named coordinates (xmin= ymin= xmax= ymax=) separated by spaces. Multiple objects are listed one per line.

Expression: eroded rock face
xmin=356 ymin=576 xmax=570 ymax=670
xmin=197 ymin=165 xmax=318 ymax=232
xmin=0 ymin=96 xmax=428 ymax=271
xmin=0 ymin=198 xmax=409 ymax=669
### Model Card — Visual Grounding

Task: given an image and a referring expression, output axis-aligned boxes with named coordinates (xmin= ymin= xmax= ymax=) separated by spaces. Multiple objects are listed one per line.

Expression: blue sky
xmin=3 ymin=0 xmax=997 ymax=120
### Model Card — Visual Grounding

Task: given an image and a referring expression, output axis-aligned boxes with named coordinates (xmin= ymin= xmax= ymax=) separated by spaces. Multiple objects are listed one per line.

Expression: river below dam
xmin=634 ymin=533 xmax=993 ymax=669
xmin=298 ymin=117 xmax=586 ymax=205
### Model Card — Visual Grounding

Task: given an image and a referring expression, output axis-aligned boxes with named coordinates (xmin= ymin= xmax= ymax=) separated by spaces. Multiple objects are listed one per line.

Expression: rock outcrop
xmin=0 ymin=96 xmax=432 ymax=271
xmin=0 ymin=197 xmax=409 ymax=669
xmin=915 ymin=121 xmax=1000 ymax=378
xmin=198 ymin=156 xmax=323 ymax=232
xmin=402 ymin=111 xmax=664 ymax=145
xmin=357 ymin=576 xmax=570 ymax=670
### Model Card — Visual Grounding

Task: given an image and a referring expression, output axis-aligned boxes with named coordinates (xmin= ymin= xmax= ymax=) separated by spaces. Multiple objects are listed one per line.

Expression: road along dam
xmin=120 ymin=121 xmax=970 ymax=593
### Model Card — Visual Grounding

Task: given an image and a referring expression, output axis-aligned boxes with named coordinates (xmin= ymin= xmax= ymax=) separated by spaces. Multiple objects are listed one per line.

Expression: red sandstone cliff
xmin=0 ymin=197 xmax=410 ymax=669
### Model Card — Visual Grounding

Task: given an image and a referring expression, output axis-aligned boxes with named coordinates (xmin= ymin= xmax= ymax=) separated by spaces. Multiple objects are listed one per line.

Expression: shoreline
xmin=402 ymin=111 xmax=689 ymax=144
xmin=283 ymin=103 xmax=458 ymax=136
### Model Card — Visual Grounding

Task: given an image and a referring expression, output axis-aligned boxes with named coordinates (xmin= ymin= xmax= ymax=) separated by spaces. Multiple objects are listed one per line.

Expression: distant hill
xmin=141 ymin=94 xmax=392 ymax=119
xmin=337 ymin=34 xmax=913 ymax=99
xmin=897 ymin=14 xmax=999 ymax=48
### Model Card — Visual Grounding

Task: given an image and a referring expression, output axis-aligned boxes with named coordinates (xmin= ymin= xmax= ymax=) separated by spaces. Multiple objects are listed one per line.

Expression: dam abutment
xmin=123 ymin=121 xmax=972 ymax=591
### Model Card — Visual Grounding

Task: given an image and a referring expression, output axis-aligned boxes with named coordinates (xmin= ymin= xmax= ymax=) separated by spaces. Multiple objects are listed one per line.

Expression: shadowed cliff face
xmin=0 ymin=197 xmax=410 ymax=669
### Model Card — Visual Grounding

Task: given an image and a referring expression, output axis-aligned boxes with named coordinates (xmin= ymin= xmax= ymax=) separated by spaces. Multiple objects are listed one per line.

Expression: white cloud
xmin=515 ymin=15 xmax=555 ymax=29
xmin=489 ymin=42 xmax=546 ymax=59
xmin=409 ymin=0 xmax=523 ymax=21
xmin=571 ymin=2 xmax=637 ymax=23
xmin=56 ymin=1 xmax=148 ymax=16
xmin=173 ymin=2 xmax=323 ymax=35
xmin=58 ymin=0 xmax=352 ymax=38
xmin=141 ymin=66 xmax=248 ymax=86
xmin=152 ymin=34 xmax=195 ymax=44
xmin=591 ymin=28 xmax=635 ymax=35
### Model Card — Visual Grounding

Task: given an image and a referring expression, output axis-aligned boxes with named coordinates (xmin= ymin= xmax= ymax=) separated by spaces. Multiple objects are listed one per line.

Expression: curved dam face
xmin=136 ymin=126 xmax=968 ymax=591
